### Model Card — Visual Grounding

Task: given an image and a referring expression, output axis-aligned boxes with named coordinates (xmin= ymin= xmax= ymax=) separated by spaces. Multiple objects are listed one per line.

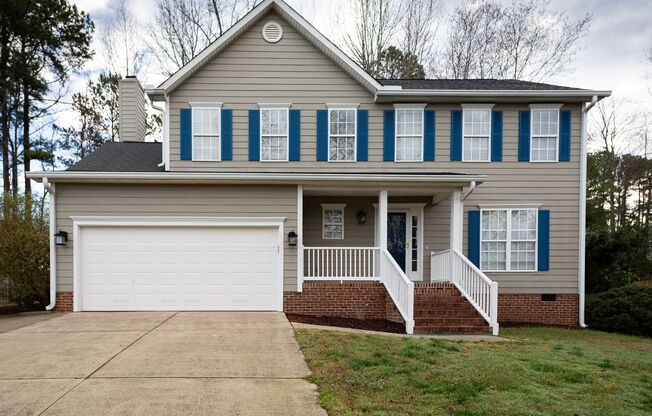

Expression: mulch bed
xmin=286 ymin=313 xmax=405 ymax=334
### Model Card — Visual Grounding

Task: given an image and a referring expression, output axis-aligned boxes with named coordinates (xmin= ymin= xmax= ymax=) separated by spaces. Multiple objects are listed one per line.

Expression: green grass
xmin=295 ymin=327 xmax=652 ymax=416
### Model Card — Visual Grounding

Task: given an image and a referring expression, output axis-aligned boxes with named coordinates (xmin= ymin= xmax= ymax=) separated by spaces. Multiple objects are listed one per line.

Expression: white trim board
xmin=71 ymin=216 xmax=285 ymax=312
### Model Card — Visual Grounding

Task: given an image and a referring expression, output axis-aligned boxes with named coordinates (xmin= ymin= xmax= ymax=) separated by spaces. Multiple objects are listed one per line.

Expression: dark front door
xmin=387 ymin=212 xmax=407 ymax=272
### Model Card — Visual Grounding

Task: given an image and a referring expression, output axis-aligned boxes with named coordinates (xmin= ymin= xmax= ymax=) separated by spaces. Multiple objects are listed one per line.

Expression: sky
xmin=58 ymin=0 xmax=652 ymax=146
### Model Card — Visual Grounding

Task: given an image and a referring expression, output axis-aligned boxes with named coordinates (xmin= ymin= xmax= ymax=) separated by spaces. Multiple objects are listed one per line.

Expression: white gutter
xmin=375 ymin=89 xmax=611 ymax=98
xmin=43 ymin=178 xmax=56 ymax=311
xmin=27 ymin=171 xmax=487 ymax=185
xmin=579 ymin=95 xmax=598 ymax=328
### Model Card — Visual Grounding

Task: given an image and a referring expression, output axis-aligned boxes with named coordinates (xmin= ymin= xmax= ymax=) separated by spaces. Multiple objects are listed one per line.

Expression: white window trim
xmin=327 ymin=107 xmax=357 ymax=163
xmin=394 ymin=106 xmax=425 ymax=163
xmin=191 ymin=105 xmax=221 ymax=162
xmin=326 ymin=103 xmax=360 ymax=109
xmin=259 ymin=107 xmax=290 ymax=163
xmin=480 ymin=207 xmax=538 ymax=273
xmin=461 ymin=104 xmax=494 ymax=163
xmin=321 ymin=203 xmax=346 ymax=240
xmin=529 ymin=106 xmax=561 ymax=163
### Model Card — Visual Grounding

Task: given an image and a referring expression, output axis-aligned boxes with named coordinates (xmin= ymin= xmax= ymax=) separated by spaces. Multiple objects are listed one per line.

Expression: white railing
xmin=451 ymin=249 xmax=499 ymax=335
xmin=379 ymin=249 xmax=414 ymax=334
xmin=304 ymin=247 xmax=379 ymax=280
xmin=430 ymin=250 xmax=450 ymax=281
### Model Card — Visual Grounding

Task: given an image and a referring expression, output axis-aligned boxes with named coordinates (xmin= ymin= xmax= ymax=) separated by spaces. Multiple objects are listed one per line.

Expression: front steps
xmin=414 ymin=283 xmax=492 ymax=334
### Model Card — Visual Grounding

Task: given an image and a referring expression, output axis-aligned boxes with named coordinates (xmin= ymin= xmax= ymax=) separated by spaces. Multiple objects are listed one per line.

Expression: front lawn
xmin=295 ymin=327 xmax=652 ymax=416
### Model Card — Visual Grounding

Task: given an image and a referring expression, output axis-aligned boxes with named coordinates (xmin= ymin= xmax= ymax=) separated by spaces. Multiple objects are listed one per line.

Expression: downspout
xmin=43 ymin=177 xmax=56 ymax=311
xmin=579 ymin=95 xmax=598 ymax=328
xmin=147 ymin=96 xmax=167 ymax=169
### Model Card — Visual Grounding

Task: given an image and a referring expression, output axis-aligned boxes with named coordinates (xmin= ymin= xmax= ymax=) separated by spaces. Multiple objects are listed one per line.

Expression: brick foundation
xmin=498 ymin=294 xmax=579 ymax=327
xmin=283 ymin=282 xmax=403 ymax=323
xmin=54 ymin=292 xmax=73 ymax=312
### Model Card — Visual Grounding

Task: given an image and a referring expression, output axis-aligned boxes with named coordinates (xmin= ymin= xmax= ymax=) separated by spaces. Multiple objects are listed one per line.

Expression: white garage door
xmin=79 ymin=226 xmax=281 ymax=311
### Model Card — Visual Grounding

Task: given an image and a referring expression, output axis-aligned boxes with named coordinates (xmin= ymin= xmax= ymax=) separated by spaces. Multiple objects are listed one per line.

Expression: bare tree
xmin=399 ymin=0 xmax=442 ymax=76
xmin=439 ymin=0 xmax=591 ymax=81
xmin=343 ymin=0 xmax=401 ymax=77
xmin=147 ymin=0 xmax=260 ymax=77
xmin=100 ymin=0 xmax=146 ymax=77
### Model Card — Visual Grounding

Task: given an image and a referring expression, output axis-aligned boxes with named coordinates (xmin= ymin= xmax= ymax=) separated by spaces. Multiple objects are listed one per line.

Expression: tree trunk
xmin=22 ymin=78 xmax=31 ymax=210
xmin=11 ymin=108 xmax=18 ymax=196
xmin=0 ymin=27 xmax=10 ymax=194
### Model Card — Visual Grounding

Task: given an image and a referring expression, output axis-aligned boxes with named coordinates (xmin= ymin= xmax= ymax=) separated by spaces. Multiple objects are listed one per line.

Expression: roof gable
xmin=157 ymin=0 xmax=382 ymax=95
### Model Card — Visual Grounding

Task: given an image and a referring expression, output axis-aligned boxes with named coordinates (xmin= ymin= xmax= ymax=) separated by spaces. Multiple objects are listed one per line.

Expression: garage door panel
xmin=80 ymin=226 xmax=280 ymax=311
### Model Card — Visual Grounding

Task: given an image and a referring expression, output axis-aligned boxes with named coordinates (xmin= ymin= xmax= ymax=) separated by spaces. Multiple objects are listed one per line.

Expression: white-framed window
xmin=530 ymin=106 xmax=560 ymax=162
xmin=395 ymin=106 xmax=424 ymax=162
xmin=328 ymin=108 xmax=357 ymax=162
xmin=322 ymin=203 xmax=346 ymax=240
xmin=260 ymin=107 xmax=289 ymax=162
xmin=480 ymin=208 xmax=537 ymax=272
xmin=191 ymin=104 xmax=221 ymax=161
xmin=462 ymin=105 xmax=492 ymax=162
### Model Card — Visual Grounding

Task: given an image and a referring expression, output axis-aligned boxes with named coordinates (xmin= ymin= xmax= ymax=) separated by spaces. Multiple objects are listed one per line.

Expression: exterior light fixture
xmin=356 ymin=210 xmax=367 ymax=224
xmin=288 ymin=231 xmax=298 ymax=246
xmin=54 ymin=231 xmax=68 ymax=246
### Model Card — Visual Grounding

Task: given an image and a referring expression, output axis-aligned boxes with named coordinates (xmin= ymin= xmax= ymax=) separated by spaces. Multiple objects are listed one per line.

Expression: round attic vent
xmin=262 ymin=21 xmax=283 ymax=43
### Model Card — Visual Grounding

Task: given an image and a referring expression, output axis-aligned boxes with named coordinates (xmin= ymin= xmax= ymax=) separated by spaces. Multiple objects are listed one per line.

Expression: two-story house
xmin=29 ymin=0 xmax=610 ymax=335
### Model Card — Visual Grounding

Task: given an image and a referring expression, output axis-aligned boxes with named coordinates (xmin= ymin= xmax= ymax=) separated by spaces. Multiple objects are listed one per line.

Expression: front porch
xmin=294 ymin=185 xmax=499 ymax=335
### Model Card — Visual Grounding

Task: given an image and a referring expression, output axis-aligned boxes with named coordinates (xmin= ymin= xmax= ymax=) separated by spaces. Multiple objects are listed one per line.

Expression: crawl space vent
xmin=262 ymin=21 xmax=283 ymax=43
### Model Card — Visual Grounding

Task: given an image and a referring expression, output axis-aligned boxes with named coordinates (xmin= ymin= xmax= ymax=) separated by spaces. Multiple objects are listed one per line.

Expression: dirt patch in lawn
xmin=286 ymin=314 xmax=405 ymax=334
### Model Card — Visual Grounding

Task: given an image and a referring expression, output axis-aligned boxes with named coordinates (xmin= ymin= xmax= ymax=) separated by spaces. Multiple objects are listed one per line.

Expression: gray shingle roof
xmin=378 ymin=79 xmax=582 ymax=91
xmin=67 ymin=142 xmax=163 ymax=172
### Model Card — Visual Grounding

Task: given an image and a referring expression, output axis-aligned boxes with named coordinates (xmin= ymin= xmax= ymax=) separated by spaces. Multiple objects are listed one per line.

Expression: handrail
xmin=379 ymin=249 xmax=414 ymax=334
xmin=303 ymin=247 xmax=379 ymax=280
xmin=430 ymin=250 xmax=450 ymax=281
xmin=451 ymin=249 xmax=499 ymax=335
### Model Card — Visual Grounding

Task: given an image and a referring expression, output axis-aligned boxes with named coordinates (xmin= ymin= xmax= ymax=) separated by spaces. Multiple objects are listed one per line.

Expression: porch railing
xmin=430 ymin=249 xmax=450 ymax=281
xmin=304 ymin=247 xmax=379 ymax=280
xmin=450 ymin=249 xmax=499 ymax=335
xmin=379 ymin=249 xmax=414 ymax=334
xmin=302 ymin=246 xmax=414 ymax=334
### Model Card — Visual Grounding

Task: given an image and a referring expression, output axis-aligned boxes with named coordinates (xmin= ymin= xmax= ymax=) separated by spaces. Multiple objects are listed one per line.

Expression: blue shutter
xmin=221 ymin=109 xmax=232 ymax=161
xmin=357 ymin=109 xmax=368 ymax=161
xmin=248 ymin=109 xmax=260 ymax=161
xmin=538 ymin=209 xmax=550 ymax=271
xmin=316 ymin=110 xmax=328 ymax=161
xmin=180 ymin=108 xmax=192 ymax=160
xmin=468 ymin=210 xmax=480 ymax=267
xmin=424 ymin=110 xmax=435 ymax=161
xmin=450 ymin=110 xmax=462 ymax=161
xmin=491 ymin=110 xmax=503 ymax=162
xmin=518 ymin=111 xmax=530 ymax=162
xmin=559 ymin=110 xmax=571 ymax=161
xmin=383 ymin=110 xmax=395 ymax=161
xmin=289 ymin=109 xmax=300 ymax=161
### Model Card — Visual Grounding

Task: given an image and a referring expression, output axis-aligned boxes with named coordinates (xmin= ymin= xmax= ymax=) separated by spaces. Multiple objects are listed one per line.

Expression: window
xmin=260 ymin=108 xmax=289 ymax=161
xmin=192 ymin=107 xmax=220 ymax=161
xmin=531 ymin=108 xmax=559 ymax=162
xmin=463 ymin=107 xmax=491 ymax=161
xmin=481 ymin=208 xmax=537 ymax=272
xmin=328 ymin=109 xmax=356 ymax=161
xmin=322 ymin=204 xmax=345 ymax=239
xmin=395 ymin=108 xmax=423 ymax=161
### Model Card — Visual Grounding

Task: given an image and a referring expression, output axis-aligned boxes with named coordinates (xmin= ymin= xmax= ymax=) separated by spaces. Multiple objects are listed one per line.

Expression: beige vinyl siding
xmin=54 ymin=184 xmax=298 ymax=293
xmin=303 ymin=197 xmax=376 ymax=247
xmin=159 ymin=9 xmax=582 ymax=294
xmin=118 ymin=79 xmax=146 ymax=142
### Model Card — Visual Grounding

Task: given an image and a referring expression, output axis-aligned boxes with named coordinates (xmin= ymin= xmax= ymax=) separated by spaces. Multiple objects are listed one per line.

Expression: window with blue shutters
xmin=462 ymin=105 xmax=493 ymax=162
xmin=188 ymin=104 xmax=222 ymax=161
xmin=530 ymin=105 xmax=562 ymax=162
xmin=259 ymin=107 xmax=289 ymax=161
xmin=328 ymin=108 xmax=357 ymax=161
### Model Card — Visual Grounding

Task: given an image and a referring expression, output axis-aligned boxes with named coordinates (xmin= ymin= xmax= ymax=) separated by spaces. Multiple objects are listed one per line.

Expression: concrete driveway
xmin=0 ymin=312 xmax=326 ymax=416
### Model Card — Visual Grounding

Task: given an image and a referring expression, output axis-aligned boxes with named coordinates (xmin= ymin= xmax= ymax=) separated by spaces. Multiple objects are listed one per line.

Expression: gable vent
xmin=262 ymin=21 xmax=283 ymax=43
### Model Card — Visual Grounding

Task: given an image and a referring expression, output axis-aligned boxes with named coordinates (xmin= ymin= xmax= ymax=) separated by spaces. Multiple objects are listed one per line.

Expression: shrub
xmin=0 ymin=193 xmax=49 ymax=307
xmin=586 ymin=285 xmax=652 ymax=337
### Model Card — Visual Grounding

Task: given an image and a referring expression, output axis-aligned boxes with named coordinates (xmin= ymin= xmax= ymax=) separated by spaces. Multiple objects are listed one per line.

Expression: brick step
xmin=414 ymin=313 xmax=481 ymax=320
xmin=414 ymin=303 xmax=479 ymax=312
xmin=414 ymin=298 xmax=471 ymax=306
xmin=415 ymin=317 xmax=487 ymax=326
xmin=414 ymin=325 xmax=492 ymax=334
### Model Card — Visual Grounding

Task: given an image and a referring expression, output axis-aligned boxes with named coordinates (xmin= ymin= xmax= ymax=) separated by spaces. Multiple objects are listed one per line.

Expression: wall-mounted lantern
xmin=288 ymin=231 xmax=298 ymax=246
xmin=356 ymin=210 xmax=367 ymax=224
xmin=54 ymin=231 xmax=68 ymax=246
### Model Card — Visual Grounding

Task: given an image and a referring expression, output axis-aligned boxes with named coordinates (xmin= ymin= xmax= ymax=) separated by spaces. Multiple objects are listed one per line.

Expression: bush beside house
xmin=586 ymin=285 xmax=652 ymax=337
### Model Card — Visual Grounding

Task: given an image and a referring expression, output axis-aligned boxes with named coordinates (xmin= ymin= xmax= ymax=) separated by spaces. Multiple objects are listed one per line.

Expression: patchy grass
xmin=295 ymin=327 xmax=652 ymax=416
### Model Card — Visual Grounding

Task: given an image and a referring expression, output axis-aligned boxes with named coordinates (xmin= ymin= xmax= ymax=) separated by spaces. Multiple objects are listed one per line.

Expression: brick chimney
xmin=118 ymin=76 xmax=146 ymax=142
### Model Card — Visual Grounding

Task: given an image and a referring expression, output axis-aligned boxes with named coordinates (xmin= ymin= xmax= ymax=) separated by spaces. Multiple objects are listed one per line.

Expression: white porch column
xmin=296 ymin=185 xmax=303 ymax=292
xmin=378 ymin=190 xmax=388 ymax=251
xmin=450 ymin=190 xmax=464 ymax=283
